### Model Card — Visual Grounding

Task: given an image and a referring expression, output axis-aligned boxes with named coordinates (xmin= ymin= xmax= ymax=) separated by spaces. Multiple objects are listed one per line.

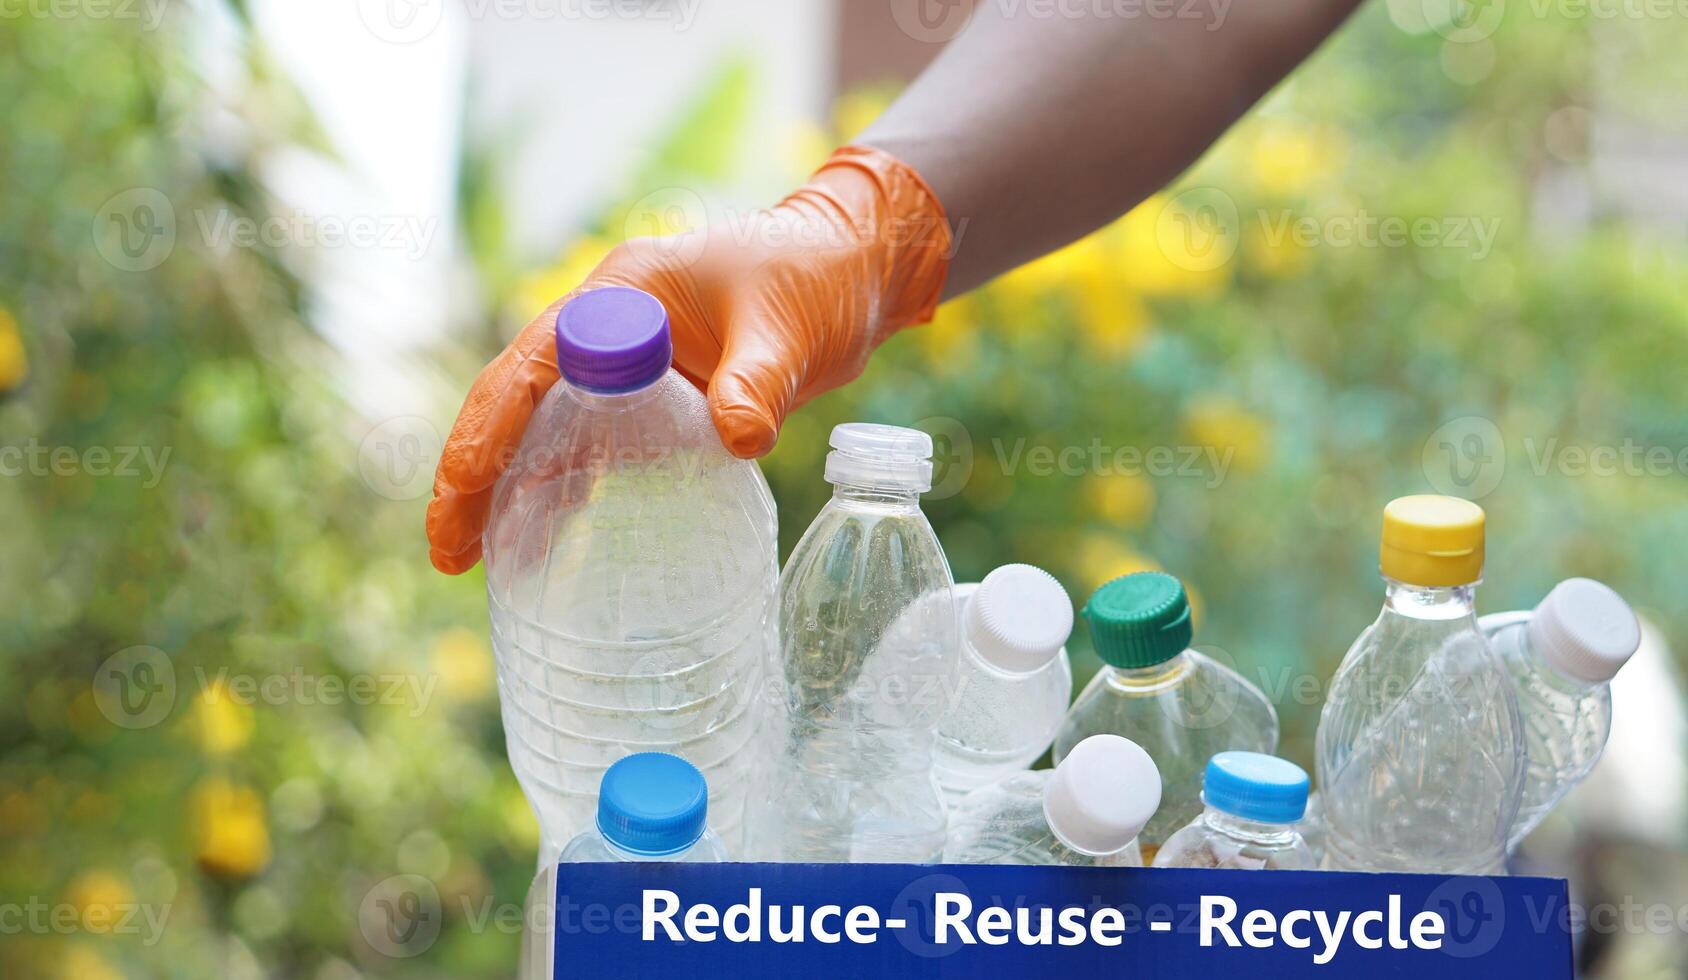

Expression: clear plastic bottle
xmin=1295 ymin=790 xmax=1328 ymax=867
xmin=1052 ymin=572 xmax=1278 ymax=859
xmin=932 ymin=564 xmax=1075 ymax=804
xmin=1316 ymin=495 xmax=1525 ymax=875
xmin=1153 ymin=752 xmax=1315 ymax=870
xmin=483 ymin=287 xmax=777 ymax=865
xmin=748 ymin=423 xmax=958 ymax=863
xmin=944 ymin=734 xmax=1160 ymax=867
xmin=1485 ymin=578 xmax=1640 ymax=853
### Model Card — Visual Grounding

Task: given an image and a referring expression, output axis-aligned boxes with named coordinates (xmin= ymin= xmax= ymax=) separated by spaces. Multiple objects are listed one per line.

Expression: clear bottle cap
xmin=1528 ymin=577 xmax=1640 ymax=684
xmin=1042 ymin=734 xmax=1162 ymax=856
xmin=824 ymin=423 xmax=934 ymax=492
xmin=965 ymin=564 xmax=1073 ymax=673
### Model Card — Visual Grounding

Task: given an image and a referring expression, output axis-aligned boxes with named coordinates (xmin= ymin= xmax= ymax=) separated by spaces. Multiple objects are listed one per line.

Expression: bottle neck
xmin=603 ymin=835 xmax=693 ymax=862
xmin=961 ymin=635 xmax=1046 ymax=679
xmin=830 ymin=482 xmax=922 ymax=510
xmin=565 ymin=373 xmax=665 ymax=412
xmin=1383 ymin=578 xmax=1478 ymax=622
xmin=1103 ymin=651 xmax=1191 ymax=690
xmin=1204 ymin=807 xmax=1300 ymax=846
xmin=1510 ymin=625 xmax=1604 ymax=694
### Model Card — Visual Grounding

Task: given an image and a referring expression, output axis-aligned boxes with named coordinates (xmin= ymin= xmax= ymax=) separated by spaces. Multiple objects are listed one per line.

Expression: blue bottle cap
xmin=596 ymin=753 xmax=708 ymax=856
xmin=1201 ymin=751 xmax=1309 ymax=824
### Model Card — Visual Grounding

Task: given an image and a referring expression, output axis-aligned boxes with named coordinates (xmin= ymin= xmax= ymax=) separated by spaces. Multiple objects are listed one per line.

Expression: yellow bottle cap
xmin=1379 ymin=495 xmax=1485 ymax=587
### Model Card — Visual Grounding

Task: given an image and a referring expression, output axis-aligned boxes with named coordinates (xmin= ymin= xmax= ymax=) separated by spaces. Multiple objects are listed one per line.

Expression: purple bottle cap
xmin=554 ymin=286 xmax=673 ymax=392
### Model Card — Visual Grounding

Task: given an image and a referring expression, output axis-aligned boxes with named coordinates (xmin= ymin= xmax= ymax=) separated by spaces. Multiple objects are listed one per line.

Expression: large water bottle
xmin=1316 ymin=495 xmax=1525 ymax=874
xmin=932 ymin=564 xmax=1074 ymax=804
xmin=483 ymin=287 xmax=777 ymax=864
xmin=1152 ymin=752 xmax=1315 ymax=871
xmin=1485 ymin=578 xmax=1640 ymax=853
xmin=1052 ymin=572 xmax=1278 ymax=859
xmin=943 ymin=734 xmax=1161 ymax=867
xmin=749 ymin=423 xmax=957 ymax=862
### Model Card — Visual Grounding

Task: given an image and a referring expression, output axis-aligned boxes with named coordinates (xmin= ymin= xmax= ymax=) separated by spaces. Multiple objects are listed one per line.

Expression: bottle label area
xmin=534 ymin=863 xmax=1571 ymax=977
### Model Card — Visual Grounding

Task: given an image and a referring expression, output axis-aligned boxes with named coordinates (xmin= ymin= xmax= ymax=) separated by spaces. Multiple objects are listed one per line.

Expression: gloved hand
xmin=426 ymin=145 xmax=953 ymax=574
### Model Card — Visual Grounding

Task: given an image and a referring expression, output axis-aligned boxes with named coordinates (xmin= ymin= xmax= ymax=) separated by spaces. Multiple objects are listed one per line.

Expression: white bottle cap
xmin=1527 ymin=577 xmax=1641 ymax=684
xmin=1042 ymin=734 xmax=1162 ymax=856
xmin=823 ymin=423 xmax=934 ymax=492
xmin=964 ymin=564 xmax=1074 ymax=674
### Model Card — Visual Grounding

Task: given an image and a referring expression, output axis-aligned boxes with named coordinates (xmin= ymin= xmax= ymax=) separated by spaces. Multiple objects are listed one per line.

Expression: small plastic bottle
xmin=750 ymin=423 xmax=958 ymax=863
xmin=943 ymin=734 xmax=1161 ymax=867
xmin=558 ymin=753 xmax=727 ymax=863
xmin=1053 ymin=572 xmax=1279 ymax=859
xmin=1316 ymin=496 xmax=1525 ymax=875
xmin=1487 ymin=578 xmax=1640 ymax=852
xmin=1153 ymin=752 xmax=1315 ymax=871
xmin=932 ymin=564 xmax=1075 ymax=804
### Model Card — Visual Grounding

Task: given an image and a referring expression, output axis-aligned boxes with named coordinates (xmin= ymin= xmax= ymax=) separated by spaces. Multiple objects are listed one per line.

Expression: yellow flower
xmin=432 ymin=627 xmax=493 ymax=704
xmin=192 ymin=778 xmax=271 ymax=879
xmin=1075 ymin=280 xmax=1151 ymax=359
xmin=1087 ymin=474 xmax=1156 ymax=529
xmin=65 ymin=870 xmax=134 ymax=934
xmin=191 ymin=679 xmax=254 ymax=755
xmin=1244 ymin=219 xmax=1313 ymax=279
xmin=917 ymin=297 xmax=979 ymax=372
xmin=60 ymin=947 xmax=123 ymax=980
xmin=0 ymin=306 xmax=26 ymax=392
xmin=1246 ymin=121 xmax=1348 ymax=197
xmin=1182 ymin=398 xmax=1271 ymax=474
xmin=501 ymin=785 xmax=540 ymax=853
xmin=1114 ymin=196 xmax=1231 ymax=298
xmin=510 ymin=236 xmax=613 ymax=326
xmin=1074 ymin=537 xmax=1161 ymax=596
xmin=999 ymin=234 xmax=1110 ymax=299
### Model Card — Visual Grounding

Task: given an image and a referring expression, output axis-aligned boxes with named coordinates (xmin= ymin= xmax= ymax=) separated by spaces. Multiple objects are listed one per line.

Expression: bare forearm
xmin=860 ymin=0 xmax=1366 ymax=297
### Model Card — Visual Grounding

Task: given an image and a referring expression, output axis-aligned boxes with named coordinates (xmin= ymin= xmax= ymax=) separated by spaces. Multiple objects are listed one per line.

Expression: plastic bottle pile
xmin=494 ymin=288 xmax=1642 ymax=875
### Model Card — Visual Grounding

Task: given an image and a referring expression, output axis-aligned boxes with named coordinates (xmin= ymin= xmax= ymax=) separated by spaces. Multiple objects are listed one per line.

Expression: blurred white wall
xmin=218 ymin=0 xmax=831 ymax=423
xmin=465 ymin=0 xmax=833 ymax=261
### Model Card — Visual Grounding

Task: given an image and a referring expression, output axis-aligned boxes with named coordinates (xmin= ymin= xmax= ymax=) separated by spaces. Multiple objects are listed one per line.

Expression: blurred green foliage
xmin=2 ymin=2 xmax=1686 ymax=978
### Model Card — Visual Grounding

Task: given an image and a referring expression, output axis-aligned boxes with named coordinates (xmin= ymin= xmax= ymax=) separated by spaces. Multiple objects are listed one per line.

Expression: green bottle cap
xmin=1083 ymin=571 xmax=1193 ymax=668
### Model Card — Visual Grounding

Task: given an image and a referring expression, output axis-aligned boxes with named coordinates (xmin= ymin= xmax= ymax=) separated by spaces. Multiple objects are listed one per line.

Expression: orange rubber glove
xmin=426 ymin=145 xmax=953 ymax=574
